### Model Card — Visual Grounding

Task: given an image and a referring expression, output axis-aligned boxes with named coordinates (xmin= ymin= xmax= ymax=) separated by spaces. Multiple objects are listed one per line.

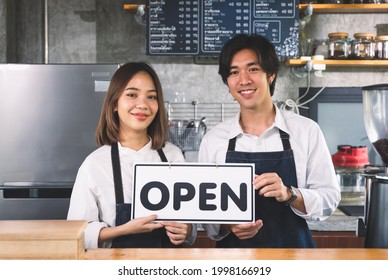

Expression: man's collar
xmin=273 ymin=105 xmax=290 ymax=134
xmin=228 ymin=104 xmax=290 ymax=139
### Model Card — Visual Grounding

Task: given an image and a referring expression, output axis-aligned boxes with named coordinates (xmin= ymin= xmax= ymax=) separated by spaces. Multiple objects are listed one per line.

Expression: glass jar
xmin=350 ymin=0 xmax=384 ymax=2
xmin=323 ymin=0 xmax=343 ymax=3
xmin=328 ymin=32 xmax=350 ymax=59
xmin=375 ymin=35 xmax=388 ymax=60
xmin=350 ymin=33 xmax=376 ymax=60
xmin=351 ymin=0 xmax=383 ymax=3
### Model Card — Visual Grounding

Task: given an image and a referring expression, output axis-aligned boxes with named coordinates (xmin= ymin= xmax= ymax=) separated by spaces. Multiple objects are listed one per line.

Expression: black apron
xmin=216 ymin=130 xmax=316 ymax=248
xmin=110 ymin=142 xmax=180 ymax=248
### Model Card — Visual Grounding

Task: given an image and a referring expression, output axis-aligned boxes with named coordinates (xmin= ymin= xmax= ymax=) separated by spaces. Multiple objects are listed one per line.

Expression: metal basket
xmin=166 ymin=101 xmax=240 ymax=151
xmin=169 ymin=119 xmax=206 ymax=151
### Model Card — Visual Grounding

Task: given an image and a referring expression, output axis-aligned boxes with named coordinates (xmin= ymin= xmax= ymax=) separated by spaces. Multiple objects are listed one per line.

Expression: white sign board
xmin=132 ymin=163 xmax=255 ymax=224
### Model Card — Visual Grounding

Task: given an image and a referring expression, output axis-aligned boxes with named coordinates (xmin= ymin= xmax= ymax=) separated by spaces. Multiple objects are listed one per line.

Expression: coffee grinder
xmin=362 ymin=84 xmax=388 ymax=248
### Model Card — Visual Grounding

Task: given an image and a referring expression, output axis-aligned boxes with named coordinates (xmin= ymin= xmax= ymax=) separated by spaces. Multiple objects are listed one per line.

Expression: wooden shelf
xmin=295 ymin=4 xmax=388 ymax=68
xmin=286 ymin=59 xmax=388 ymax=67
xmin=300 ymin=3 xmax=388 ymax=13
xmin=124 ymin=4 xmax=388 ymax=13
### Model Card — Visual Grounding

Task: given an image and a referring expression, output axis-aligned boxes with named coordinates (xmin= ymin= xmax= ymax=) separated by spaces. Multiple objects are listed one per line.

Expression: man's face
xmin=226 ymin=48 xmax=274 ymax=111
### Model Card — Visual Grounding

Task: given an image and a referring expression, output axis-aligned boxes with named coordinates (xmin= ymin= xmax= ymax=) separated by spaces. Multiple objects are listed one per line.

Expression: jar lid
xmin=353 ymin=33 xmax=375 ymax=39
xmin=376 ymin=35 xmax=388 ymax=41
xmin=332 ymin=145 xmax=369 ymax=167
xmin=328 ymin=32 xmax=348 ymax=38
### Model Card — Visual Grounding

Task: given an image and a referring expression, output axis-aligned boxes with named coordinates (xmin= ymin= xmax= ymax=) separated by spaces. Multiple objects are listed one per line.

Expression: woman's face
xmin=115 ymin=71 xmax=159 ymax=136
xmin=226 ymin=48 xmax=275 ymax=111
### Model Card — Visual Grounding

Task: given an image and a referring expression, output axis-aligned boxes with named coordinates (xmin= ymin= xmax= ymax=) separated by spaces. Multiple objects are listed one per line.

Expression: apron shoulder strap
xmin=279 ymin=129 xmax=291 ymax=151
xmin=157 ymin=148 xmax=168 ymax=162
xmin=227 ymin=137 xmax=237 ymax=151
xmin=111 ymin=142 xmax=124 ymax=204
xmin=111 ymin=143 xmax=168 ymax=205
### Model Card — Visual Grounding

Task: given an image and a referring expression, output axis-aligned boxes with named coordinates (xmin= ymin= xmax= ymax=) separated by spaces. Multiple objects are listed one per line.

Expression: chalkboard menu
xmin=146 ymin=0 xmax=299 ymax=58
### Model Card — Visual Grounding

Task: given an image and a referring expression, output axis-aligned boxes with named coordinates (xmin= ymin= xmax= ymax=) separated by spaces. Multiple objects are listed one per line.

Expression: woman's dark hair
xmin=96 ymin=62 xmax=168 ymax=150
xmin=218 ymin=34 xmax=280 ymax=96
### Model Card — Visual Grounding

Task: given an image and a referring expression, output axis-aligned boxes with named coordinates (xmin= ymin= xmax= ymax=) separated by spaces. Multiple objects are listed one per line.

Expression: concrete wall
xmin=0 ymin=0 xmax=5 ymax=62
xmin=1 ymin=1 xmax=387 ymax=105
xmin=4 ymin=0 xmax=43 ymax=63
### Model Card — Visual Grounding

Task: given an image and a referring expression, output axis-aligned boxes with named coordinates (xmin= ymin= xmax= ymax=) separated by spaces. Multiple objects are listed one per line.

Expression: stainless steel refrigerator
xmin=0 ymin=63 xmax=119 ymax=219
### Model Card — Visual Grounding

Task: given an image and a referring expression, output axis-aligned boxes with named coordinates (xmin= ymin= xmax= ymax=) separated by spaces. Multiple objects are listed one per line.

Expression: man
xmin=198 ymin=34 xmax=340 ymax=248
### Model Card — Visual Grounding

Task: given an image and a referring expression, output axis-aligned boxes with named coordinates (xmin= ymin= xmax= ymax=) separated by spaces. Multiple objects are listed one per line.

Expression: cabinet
xmin=0 ymin=220 xmax=87 ymax=260
xmin=311 ymin=231 xmax=365 ymax=248
xmin=288 ymin=3 xmax=388 ymax=67
xmin=192 ymin=231 xmax=216 ymax=248
xmin=192 ymin=230 xmax=365 ymax=248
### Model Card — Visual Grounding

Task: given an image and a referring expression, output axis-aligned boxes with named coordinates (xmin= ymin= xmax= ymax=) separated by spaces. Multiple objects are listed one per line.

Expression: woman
xmin=67 ymin=62 xmax=195 ymax=249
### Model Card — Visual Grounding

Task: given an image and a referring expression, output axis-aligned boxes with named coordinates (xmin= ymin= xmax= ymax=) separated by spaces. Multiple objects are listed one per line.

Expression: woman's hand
xmin=98 ymin=214 xmax=163 ymax=247
xmin=123 ymin=214 xmax=164 ymax=235
xmin=160 ymin=222 xmax=192 ymax=245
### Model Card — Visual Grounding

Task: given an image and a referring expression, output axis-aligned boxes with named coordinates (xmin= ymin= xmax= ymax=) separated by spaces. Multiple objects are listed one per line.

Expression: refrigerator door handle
xmin=1 ymin=182 xmax=74 ymax=199
xmin=2 ymin=181 xmax=74 ymax=189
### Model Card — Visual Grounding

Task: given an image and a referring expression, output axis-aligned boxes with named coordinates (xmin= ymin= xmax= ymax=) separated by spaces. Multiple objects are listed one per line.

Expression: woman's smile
xmin=131 ymin=112 xmax=150 ymax=121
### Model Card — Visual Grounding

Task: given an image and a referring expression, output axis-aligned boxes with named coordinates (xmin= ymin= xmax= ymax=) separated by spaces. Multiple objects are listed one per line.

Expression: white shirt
xmin=198 ymin=105 xmax=341 ymax=239
xmin=67 ymin=141 xmax=196 ymax=249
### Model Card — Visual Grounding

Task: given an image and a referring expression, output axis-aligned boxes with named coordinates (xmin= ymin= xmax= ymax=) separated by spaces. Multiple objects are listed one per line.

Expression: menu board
xmin=146 ymin=0 xmax=299 ymax=58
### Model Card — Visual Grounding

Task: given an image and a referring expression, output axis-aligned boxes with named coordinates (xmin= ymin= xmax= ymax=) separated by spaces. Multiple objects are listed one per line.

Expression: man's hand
xmin=230 ymin=219 xmax=263 ymax=239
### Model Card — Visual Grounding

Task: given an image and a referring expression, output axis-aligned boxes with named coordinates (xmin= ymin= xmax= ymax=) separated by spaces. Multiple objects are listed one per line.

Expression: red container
xmin=332 ymin=145 xmax=369 ymax=168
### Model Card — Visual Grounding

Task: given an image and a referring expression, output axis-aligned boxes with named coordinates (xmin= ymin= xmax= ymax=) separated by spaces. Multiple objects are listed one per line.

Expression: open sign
xmin=132 ymin=163 xmax=255 ymax=224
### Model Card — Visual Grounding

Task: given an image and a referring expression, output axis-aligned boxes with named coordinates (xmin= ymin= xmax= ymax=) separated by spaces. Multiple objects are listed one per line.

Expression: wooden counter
xmin=0 ymin=220 xmax=380 ymax=260
xmin=83 ymin=248 xmax=388 ymax=260
xmin=0 ymin=220 xmax=87 ymax=260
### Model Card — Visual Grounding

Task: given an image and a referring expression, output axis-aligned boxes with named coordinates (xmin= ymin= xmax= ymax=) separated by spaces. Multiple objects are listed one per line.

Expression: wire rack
xmin=165 ymin=101 xmax=240 ymax=151
xmin=165 ymin=101 xmax=240 ymax=129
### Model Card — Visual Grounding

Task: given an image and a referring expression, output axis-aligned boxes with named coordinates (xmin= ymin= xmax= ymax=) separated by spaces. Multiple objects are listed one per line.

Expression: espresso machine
xmin=362 ymin=84 xmax=388 ymax=248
